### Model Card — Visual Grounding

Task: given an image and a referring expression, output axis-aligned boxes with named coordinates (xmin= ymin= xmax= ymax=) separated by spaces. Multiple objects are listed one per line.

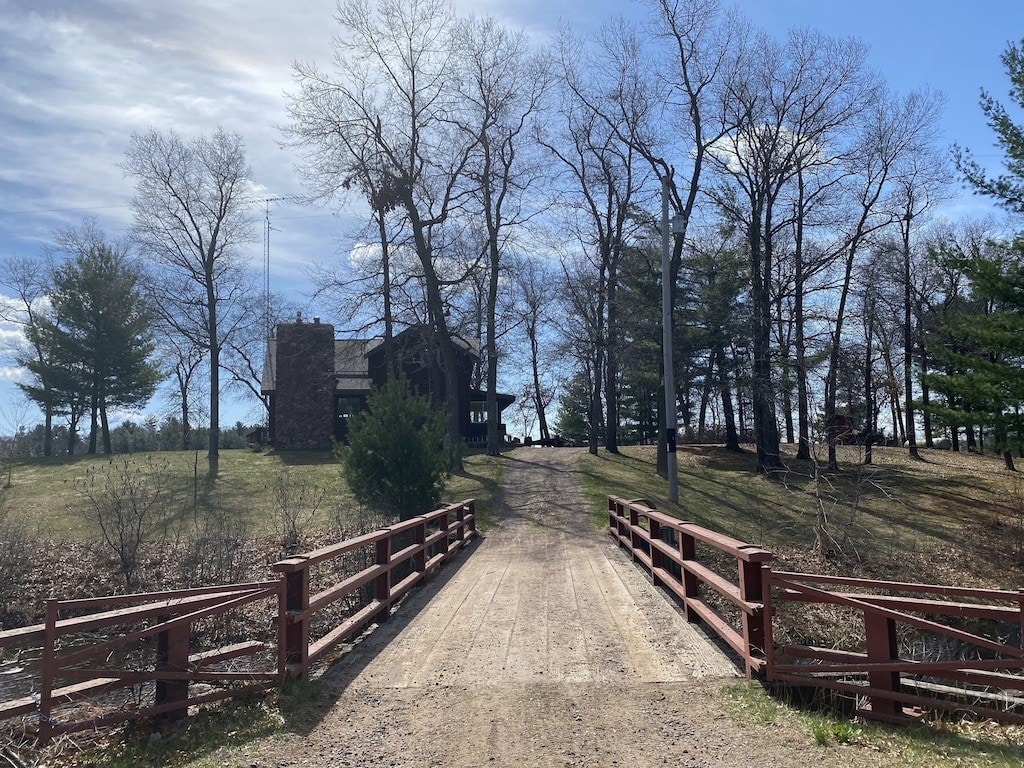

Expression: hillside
xmin=2 ymin=442 xmax=1020 ymax=593
xmin=0 ymin=448 xmax=501 ymax=539
xmin=578 ymin=443 xmax=1024 ymax=590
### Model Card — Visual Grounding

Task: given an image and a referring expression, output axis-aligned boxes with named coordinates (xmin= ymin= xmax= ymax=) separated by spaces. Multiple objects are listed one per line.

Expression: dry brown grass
xmin=581 ymin=442 xmax=1024 ymax=590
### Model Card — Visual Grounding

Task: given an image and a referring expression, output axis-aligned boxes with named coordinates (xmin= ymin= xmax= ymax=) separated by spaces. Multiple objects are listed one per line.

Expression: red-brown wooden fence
xmin=0 ymin=499 xmax=476 ymax=742
xmin=274 ymin=500 xmax=477 ymax=676
xmin=607 ymin=495 xmax=772 ymax=676
xmin=763 ymin=570 xmax=1024 ymax=725
xmin=0 ymin=582 xmax=281 ymax=741
xmin=608 ymin=494 xmax=1024 ymax=725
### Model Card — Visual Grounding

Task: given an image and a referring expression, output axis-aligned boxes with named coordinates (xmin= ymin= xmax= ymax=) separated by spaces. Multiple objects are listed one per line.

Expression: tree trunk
xmin=406 ymin=203 xmax=463 ymax=467
xmin=207 ymin=261 xmax=220 ymax=465
xmin=486 ymin=231 xmax=502 ymax=456
xmin=379 ymin=208 xmax=394 ymax=373
xmin=794 ymin=172 xmax=811 ymax=461
xmin=528 ymin=319 xmax=549 ymax=441
xmin=902 ymin=224 xmax=920 ymax=460
xmin=43 ymin=402 xmax=53 ymax=458
xmin=698 ymin=350 xmax=715 ymax=441
xmin=180 ymin=373 xmax=192 ymax=451
xmin=920 ymin=336 xmax=933 ymax=447
xmin=748 ymin=213 xmax=783 ymax=472
xmin=100 ymin=401 xmax=112 ymax=455
xmin=777 ymin=295 xmax=795 ymax=445
xmin=864 ymin=300 xmax=875 ymax=466
xmin=589 ymin=361 xmax=603 ymax=456
xmin=604 ymin=264 xmax=619 ymax=454
xmin=825 ymin=234 xmax=863 ymax=470
xmin=88 ymin=386 xmax=99 ymax=455
xmin=718 ymin=345 xmax=740 ymax=452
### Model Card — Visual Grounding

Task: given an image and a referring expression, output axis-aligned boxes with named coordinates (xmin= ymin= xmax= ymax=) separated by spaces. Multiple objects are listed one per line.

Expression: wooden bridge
xmin=2 ymin=448 xmax=1024 ymax=763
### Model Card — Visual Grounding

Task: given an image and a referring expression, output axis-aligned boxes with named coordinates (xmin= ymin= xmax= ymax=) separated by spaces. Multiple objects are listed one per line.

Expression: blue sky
xmin=1 ymin=0 xmax=1023 ymax=431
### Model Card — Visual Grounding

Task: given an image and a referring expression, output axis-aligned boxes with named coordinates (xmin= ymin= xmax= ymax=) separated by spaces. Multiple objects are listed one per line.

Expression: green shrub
xmin=339 ymin=377 xmax=451 ymax=520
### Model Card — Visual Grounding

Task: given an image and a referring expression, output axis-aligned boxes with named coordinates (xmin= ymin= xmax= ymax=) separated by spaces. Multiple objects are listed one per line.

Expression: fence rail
xmin=0 ymin=582 xmax=281 ymax=741
xmin=607 ymin=495 xmax=772 ymax=676
xmin=764 ymin=569 xmax=1024 ymax=725
xmin=608 ymin=493 xmax=1024 ymax=725
xmin=0 ymin=499 xmax=477 ymax=742
xmin=273 ymin=499 xmax=477 ymax=675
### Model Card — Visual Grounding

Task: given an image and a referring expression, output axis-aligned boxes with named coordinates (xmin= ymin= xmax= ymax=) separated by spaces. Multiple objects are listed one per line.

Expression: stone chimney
xmin=272 ymin=319 xmax=336 ymax=449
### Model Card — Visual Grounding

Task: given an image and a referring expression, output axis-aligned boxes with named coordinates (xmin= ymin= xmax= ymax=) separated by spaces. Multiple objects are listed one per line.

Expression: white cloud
xmin=0 ymin=366 xmax=27 ymax=383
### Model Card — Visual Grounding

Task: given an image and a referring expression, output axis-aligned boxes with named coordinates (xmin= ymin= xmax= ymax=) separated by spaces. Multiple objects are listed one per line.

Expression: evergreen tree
xmin=925 ymin=240 xmax=1024 ymax=469
xmin=955 ymin=38 xmax=1024 ymax=216
xmin=341 ymin=378 xmax=451 ymax=520
xmin=939 ymin=38 xmax=1024 ymax=469
xmin=18 ymin=246 xmax=159 ymax=454
xmin=551 ymin=372 xmax=597 ymax=447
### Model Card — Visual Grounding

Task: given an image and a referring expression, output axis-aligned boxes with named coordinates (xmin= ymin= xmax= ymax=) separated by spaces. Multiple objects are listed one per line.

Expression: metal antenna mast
xmin=262 ymin=197 xmax=285 ymax=341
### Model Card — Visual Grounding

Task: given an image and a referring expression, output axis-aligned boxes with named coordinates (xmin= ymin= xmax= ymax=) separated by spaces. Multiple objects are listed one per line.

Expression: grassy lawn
xmin=579 ymin=443 xmax=1023 ymax=585
xmin=2 ymin=447 xmax=504 ymax=539
xmin=720 ymin=681 xmax=1024 ymax=768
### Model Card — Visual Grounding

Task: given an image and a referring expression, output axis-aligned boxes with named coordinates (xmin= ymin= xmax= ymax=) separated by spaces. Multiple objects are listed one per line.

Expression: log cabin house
xmin=260 ymin=316 xmax=514 ymax=449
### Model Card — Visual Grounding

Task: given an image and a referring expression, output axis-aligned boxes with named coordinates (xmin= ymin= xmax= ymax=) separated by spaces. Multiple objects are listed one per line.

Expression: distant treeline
xmin=1 ymin=417 xmax=258 ymax=458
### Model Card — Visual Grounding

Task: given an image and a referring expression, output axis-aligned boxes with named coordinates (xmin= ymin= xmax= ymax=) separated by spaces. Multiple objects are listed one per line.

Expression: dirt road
xmin=227 ymin=448 xmax=866 ymax=767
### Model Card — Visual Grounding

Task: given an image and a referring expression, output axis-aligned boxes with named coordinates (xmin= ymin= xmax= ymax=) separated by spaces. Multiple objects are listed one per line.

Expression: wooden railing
xmin=0 ymin=499 xmax=477 ymax=741
xmin=764 ymin=570 xmax=1024 ymax=725
xmin=273 ymin=499 xmax=476 ymax=676
xmin=607 ymin=495 xmax=772 ymax=676
xmin=0 ymin=582 xmax=281 ymax=741
xmin=609 ymin=493 xmax=1024 ymax=726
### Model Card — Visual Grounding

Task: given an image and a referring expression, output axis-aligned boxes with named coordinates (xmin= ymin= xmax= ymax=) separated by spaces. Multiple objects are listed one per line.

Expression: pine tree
xmin=955 ymin=38 xmax=1024 ymax=216
xmin=940 ymin=38 xmax=1024 ymax=469
xmin=18 ymin=246 xmax=159 ymax=454
xmin=341 ymin=378 xmax=451 ymax=520
xmin=925 ymin=241 xmax=1024 ymax=469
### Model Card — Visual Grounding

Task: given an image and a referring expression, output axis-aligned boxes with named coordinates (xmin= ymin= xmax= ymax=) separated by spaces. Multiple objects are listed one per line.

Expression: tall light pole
xmin=661 ymin=176 xmax=678 ymax=503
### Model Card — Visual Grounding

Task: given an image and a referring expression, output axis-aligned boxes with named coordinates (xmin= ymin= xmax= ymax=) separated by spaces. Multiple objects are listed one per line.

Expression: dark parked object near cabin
xmin=526 ymin=435 xmax=568 ymax=447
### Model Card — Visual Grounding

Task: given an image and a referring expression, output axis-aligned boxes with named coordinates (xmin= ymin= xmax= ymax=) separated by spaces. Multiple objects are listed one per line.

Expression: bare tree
xmin=544 ymin=27 xmax=653 ymax=455
xmin=571 ymin=0 xmax=742 ymax=468
xmin=286 ymin=0 xmax=481 ymax=455
xmin=708 ymin=28 xmax=873 ymax=472
xmin=511 ymin=254 xmax=559 ymax=441
xmin=154 ymin=329 xmax=205 ymax=451
xmin=453 ymin=15 xmax=551 ymax=455
xmin=123 ymin=127 xmax=257 ymax=465
xmin=0 ymin=254 xmax=54 ymax=454
xmin=821 ymin=88 xmax=945 ymax=468
xmin=892 ymin=134 xmax=950 ymax=459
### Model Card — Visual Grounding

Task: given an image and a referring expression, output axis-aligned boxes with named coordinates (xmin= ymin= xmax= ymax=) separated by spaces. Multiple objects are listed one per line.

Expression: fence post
xmin=629 ymin=503 xmax=642 ymax=564
xmin=154 ymin=612 xmax=190 ymax=723
xmin=761 ymin=565 xmax=776 ymax=680
xmin=453 ymin=502 xmax=465 ymax=547
xmin=374 ymin=534 xmax=392 ymax=624
xmin=679 ymin=527 xmax=700 ymax=622
xmin=274 ymin=557 xmax=310 ymax=678
xmin=1018 ymin=589 xmax=1024 ymax=653
xmin=38 ymin=599 xmax=58 ymax=745
xmin=863 ymin=610 xmax=901 ymax=719
xmin=738 ymin=549 xmax=772 ymax=677
xmin=436 ymin=505 xmax=450 ymax=558
xmin=466 ymin=500 xmax=476 ymax=536
xmin=649 ymin=515 xmax=663 ymax=588
xmin=415 ymin=518 xmax=427 ymax=573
